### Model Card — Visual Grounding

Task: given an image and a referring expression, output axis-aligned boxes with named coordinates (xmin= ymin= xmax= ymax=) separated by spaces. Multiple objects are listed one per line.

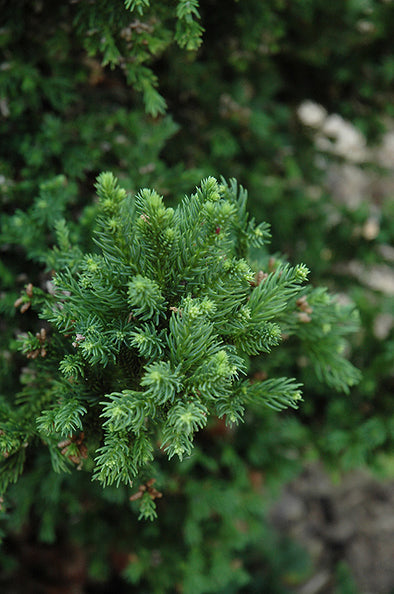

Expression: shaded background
xmin=1 ymin=1 xmax=393 ymax=592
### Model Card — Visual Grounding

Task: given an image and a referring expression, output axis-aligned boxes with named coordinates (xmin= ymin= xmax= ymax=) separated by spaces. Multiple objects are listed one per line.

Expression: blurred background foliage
xmin=0 ymin=0 xmax=393 ymax=592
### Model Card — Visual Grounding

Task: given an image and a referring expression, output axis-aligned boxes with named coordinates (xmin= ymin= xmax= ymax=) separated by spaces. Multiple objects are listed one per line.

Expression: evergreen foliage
xmin=1 ymin=174 xmax=360 ymax=518
xmin=0 ymin=0 xmax=393 ymax=591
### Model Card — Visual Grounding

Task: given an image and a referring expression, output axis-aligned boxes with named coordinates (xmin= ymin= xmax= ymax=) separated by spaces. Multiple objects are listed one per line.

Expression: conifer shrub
xmin=0 ymin=0 xmax=393 ymax=591
xmin=1 ymin=173 xmax=360 ymax=511
xmin=1 ymin=173 xmax=360 ymax=591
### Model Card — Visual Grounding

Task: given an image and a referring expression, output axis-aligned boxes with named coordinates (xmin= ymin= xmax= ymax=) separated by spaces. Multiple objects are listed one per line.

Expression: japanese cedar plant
xmin=2 ymin=174 xmax=360 ymax=519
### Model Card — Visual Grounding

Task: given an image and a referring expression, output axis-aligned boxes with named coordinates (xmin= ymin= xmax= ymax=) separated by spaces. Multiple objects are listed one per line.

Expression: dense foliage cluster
xmin=2 ymin=173 xmax=360 ymax=510
xmin=0 ymin=0 xmax=393 ymax=592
